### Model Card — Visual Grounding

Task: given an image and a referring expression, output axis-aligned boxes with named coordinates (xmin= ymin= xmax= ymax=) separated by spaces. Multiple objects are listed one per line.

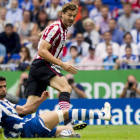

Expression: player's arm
xmin=15 ymin=91 xmax=50 ymax=115
xmin=38 ymin=39 xmax=63 ymax=66
xmin=38 ymin=39 xmax=77 ymax=74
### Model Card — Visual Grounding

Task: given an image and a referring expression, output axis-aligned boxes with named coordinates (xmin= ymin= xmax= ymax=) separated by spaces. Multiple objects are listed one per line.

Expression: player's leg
xmin=25 ymin=79 xmax=47 ymax=107
xmin=49 ymin=75 xmax=87 ymax=130
xmin=49 ymin=75 xmax=72 ymax=125
xmin=39 ymin=102 xmax=111 ymax=131
xmin=25 ymin=60 xmax=49 ymax=107
xmin=39 ymin=110 xmax=77 ymax=138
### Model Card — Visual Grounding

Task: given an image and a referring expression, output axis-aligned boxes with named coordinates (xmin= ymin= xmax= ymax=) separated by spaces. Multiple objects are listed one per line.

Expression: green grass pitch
xmin=1 ymin=125 xmax=140 ymax=140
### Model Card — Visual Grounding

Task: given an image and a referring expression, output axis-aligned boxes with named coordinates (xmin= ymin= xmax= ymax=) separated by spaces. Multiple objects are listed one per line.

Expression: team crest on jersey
xmin=49 ymin=29 xmax=56 ymax=37
xmin=60 ymin=40 xmax=66 ymax=47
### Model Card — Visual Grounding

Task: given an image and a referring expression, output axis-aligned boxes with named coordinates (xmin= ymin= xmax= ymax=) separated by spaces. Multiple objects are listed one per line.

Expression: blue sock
xmin=68 ymin=109 xmax=105 ymax=120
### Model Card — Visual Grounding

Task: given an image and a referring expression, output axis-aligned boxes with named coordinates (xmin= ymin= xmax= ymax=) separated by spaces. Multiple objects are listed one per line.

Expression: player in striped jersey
xmin=0 ymin=76 xmax=112 ymax=138
xmin=25 ymin=2 xmax=87 ymax=130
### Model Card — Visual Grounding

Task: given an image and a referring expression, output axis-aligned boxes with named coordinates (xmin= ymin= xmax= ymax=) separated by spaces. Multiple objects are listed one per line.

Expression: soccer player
xmin=25 ymin=2 xmax=86 ymax=129
xmin=0 ymin=76 xmax=112 ymax=138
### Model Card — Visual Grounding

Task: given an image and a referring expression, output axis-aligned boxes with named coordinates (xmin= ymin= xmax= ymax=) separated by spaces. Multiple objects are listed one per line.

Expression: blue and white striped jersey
xmin=0 ymin=99 xmax=25 ymax=138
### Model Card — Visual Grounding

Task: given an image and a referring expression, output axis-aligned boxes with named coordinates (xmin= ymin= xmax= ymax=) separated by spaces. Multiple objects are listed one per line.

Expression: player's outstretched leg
xmin=68 ymin=102 xmax=111 ymax=121
xmin=50 ymin=75 xmax=87 ymax=130
xmin=39 ymin=102 xmax=111 ymax=138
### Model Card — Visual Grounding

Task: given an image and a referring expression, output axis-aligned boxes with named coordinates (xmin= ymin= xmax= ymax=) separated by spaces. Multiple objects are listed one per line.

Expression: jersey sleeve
xmin=42 ymin=25 xmax=60 ymax=45
xmin=7 ymin=100 xmax=17 ymax=109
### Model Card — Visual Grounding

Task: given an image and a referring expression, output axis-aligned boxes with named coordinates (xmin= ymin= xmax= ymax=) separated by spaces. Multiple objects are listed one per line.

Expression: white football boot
xmin=56 ymin=133 xmax=81 ymax=138
xmin=101 ymin=102 xmax=112 ymax=121
xmin=56 ymin=129 xmax=81 ymax=138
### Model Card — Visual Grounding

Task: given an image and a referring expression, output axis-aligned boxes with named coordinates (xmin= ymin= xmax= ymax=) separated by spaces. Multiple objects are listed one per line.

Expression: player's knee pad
xmin=55 ymin=110 xmax=64 ymax=123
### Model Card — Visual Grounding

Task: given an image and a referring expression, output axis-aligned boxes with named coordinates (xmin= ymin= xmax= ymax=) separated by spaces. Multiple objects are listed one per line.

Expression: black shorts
xmin=26 ymin=59 xmax=63 ymax=98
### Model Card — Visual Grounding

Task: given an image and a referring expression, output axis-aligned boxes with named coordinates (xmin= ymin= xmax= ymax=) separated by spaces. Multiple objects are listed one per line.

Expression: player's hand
xmin=61 ymin=62 xmax=78 ymax=74
xmin=40 ymin=91 xmax=50 ymax=101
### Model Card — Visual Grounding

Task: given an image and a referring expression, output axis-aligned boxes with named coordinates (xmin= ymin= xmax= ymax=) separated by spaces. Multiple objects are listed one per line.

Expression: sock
xmin=68 ymin=109 xmax=105 ymax=121
xmin=59 ymin=92 xmax=71 ymax=125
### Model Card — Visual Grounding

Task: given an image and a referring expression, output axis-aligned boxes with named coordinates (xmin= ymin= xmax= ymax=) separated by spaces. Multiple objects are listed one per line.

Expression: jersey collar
xmin=60 ymin=19 xmax=67 ymax=30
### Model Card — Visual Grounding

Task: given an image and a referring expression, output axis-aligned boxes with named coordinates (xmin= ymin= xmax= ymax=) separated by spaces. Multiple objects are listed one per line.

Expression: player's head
xmin=61 ymin=2 xmax=78 ymax=27
xmin=0 ymin=76 xmax=7 ymax=100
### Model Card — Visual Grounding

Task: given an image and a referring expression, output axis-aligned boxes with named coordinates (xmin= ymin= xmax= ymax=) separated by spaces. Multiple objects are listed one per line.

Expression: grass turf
xmin=0 ymin=125 xmax=140 ymax=140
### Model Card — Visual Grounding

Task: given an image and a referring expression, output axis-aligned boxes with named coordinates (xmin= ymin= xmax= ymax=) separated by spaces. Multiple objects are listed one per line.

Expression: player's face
xmin=62 ymin=10 xmax=77 ymax=27
xmin=0 ymin=81 xmax=7 ymax=100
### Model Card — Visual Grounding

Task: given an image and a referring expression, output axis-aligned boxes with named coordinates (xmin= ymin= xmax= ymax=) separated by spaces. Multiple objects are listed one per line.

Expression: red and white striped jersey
xmin=35 ymin=19 xmax=68 ymax=60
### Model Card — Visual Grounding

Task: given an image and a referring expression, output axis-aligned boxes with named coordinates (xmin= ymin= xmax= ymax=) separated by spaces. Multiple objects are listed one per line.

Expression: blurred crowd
xmin=0 ymin=0 xmax=140 ymax=71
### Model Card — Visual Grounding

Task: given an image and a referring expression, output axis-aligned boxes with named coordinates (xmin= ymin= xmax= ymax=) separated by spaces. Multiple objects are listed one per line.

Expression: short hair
xmin=81 ymin=7 xmax=89 ymax=13
xmin=101 ymin=5 xmax=109 ymax=11
xmin=125 ymin=45 xmax=132 ymax=50
xmin=70 ymin=46 xmax=78 ymax=51
xmin=123 ymin=2 xmax=132 ymax=7
xmin=123 ymin=32 xmax=132 ymax=39
xmin=0 ymin=77 xmax=6 ymax=82
xmin=104 ymin=31 xmax=111 ymax=35
xmin=109 ymin=18 xmax=116 ymax=23
xmin=23 ymin=10 xmax=31 ymax=16
xmin=62 ymin=2 xmax=78 ymax=13
xmin=5 ymin=23 xmax=13 ymax=28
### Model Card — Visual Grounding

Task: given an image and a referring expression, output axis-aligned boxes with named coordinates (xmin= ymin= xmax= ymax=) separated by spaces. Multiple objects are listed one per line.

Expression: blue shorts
xmin=21 ymin=116 xmax=57 ymax=138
